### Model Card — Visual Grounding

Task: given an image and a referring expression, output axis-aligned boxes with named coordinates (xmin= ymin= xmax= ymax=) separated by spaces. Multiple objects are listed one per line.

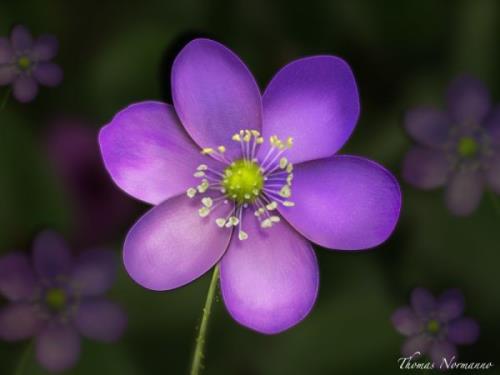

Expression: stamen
xmin=186 ymin=187 xmax=197 ymax=198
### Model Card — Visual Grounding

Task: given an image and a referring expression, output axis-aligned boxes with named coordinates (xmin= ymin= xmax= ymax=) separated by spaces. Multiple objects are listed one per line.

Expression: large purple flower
xmin=99 ymin=38 xmax=401 ymax=334
xmin=403 ymin=75 xmax=500 ymax=216
xmin=0 ymin=231 xmax=127 ymax=372
xmin=392 ymin=288 xmax=479 ymax=367
xmin=0 ymin=25 xmax=63 ymax=103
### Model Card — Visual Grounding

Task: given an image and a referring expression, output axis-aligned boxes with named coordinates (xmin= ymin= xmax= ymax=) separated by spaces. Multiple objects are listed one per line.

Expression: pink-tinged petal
xmin=402 ymin=147 xmax=450 ymax=189
xmin=411 ymin=288 xmax=436 ymax=318
xmin=430 ymin=340 xmax=457 ymax=368
xmin=124 ymin=195 xmax=231 ymax=291
xmin=280 ymin=155 xmax=401 ymax=250
xmin=0 ymin=253 xmax=37 ymax=300
xmin=446 ymin=75 xmax=491 ymax=125
xmin=485 ymin=106 xmax=500 ymax=144
xmin=35 ymin=323 xmax=80 ymax=373
xmin=401 ymin=334 xmax=431 ymax=357
xmin=0 ymin=37 xmax=14 ymax=63
xmin=32 ymin=34 xmax=59 ymax=61
xmin=261 ymin=56 xmax=359 ymax=164
xmin=0 ymin=64 xmax=17 ymax=85
xmin=447 ymin=318 xmax=479 ymax=345
xmin=485 ymin=153 xmax=500 ymax=194
xmin=172 ymin=38 xmax=262 ymax=158
xmin=10 ymin=25 xmax=33 ymax=51
xmin=13 ymin=75 xmax=38 ymax=103
xmin=99 ymin=101 xmax=216 ymax=205
xmin=391 ymin=307 xmax=422 ymax=336
xmin=33 ymin=231 xmax=72 ymax=279
xmin=445 ymin=168 xmax=484 ymax=216
xmin=33 ymin=62 xmax=63 ymax=87
xmin=71 ymin=249 xmax=117 ymax=296
xmin=436 ymin=289 xmax=464 ymax=322
xmin=0 ymin=303 xmax=44 ymax=341
xmin=75 ymin=298 xmax=127 ymax=342
xmin=220 ymin=211 xmax=318 ymax=334
xmin=404 ymin=108 xmax=451 ymax=148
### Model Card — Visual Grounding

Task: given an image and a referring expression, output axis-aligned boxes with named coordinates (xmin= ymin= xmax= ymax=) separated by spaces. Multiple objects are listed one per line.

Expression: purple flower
xmin=402 ymin=75 xmax=500 ymax=216
xmin=392 ymin=288 xmax=479 ymax=367
xmin=0 ymin=231 xmax=127 ymax=372
xmin=0 ymin=25 xmax=63 ymax=103
xmin=99 ymin=38 xmax=401 ymax=334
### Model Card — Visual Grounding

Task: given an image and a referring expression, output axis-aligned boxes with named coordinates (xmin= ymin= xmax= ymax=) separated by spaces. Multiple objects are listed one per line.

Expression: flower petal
xmin=447 ymin=317 xmax=479 ymax=345
xmin=401 ymin=334 xmax=431 ymax=357
xmin=445 ymin=168 xmax=484 ymax=216
xmin=75 ymin=298 xmax=127 ymax=342
xmin=436 ymin=289 xmax=464 ymax=322
xmin=279 ymin=155 xmax=401 ymax=250
xmin=35 ymin=323 xmax=80 ymax=373
xmin=485 ymin=152 xmax=500 ymax=194
xmin=33 ymin=62 xmax=63 ymax=87
xmin=10 ymin=25 xmax=33 ymax=51
xmin=0 ymin=303 xmax=43 ymax=341
xmin=124 ymin=195 xmax=231 ymax=291
xmin=429 ymin=340 xmax=456 ymax=368
xmin=261 ymin=56 xmax=359 ymax=164
xmin=391 ymin=306 xmax=422 ymax=336
xmin=402 ymin=147 xmax=450 ymax=189
xmin=71 ymin=249 xmax=117 ymax=296
xmin=13 ymin=75 xmax=38 ymax=103
xmin=220 ymin=210 xmax=318 ymax=334
xmin=411 ymin=288 xmax=436 ymax=318
xmin=32 ymin=34 xmax=59 ymax=61
xmin=0 ymin=37 xmax=14 ymax=63
xmin=404 ymin=108 xmax=451 ymax=148
xmin=171 ymin=38 xmax=262 ymax=158
xmin=33 ymin=231 xmax=73 ymax=279
xmin=446 ymin=75 xmax=491 ymax=125
xmin=0 ymin=253 xmax=37 ymax=300
xmin=99 ymin=101 xmax=216 ymax=205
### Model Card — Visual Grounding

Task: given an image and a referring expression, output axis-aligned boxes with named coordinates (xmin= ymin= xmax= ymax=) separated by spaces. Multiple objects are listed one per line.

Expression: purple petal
xmin=430 ymin=340 xmax=457 ymax=368
xmin=0 ymin=303 xmax=43 ymax=341
xmin=0 ymin=37 xmax=14 ymax=63
xmin=32 ymin=34 xmax=59 ymax=61
xmin=124 ymin=195 xmax=232 ymax=291
xmin=171 ymin=38 xmax=262 ymax=159
xmin=445 ymin=168 xmax=484 ymax=216
xmin=279 ymin=155 xmax=401 ymax=250
xmin=13 ymin=75 xmax=38 ymax=103
xmin=447 ymin=318 xmax=479 ymax=345
xmin=75 ymin=298 xmax=127 ymax=342
xmin=446 ymin=75 xmax=491 ymax=125
xmin=401 ymin=334 xmax=431 ymax=357
xmin=10 ymin=25 xmax=33 ymax=51
xmin=485 ymin=152 xmax=500 ymax=194
xmin=436 ymin=289 xmax=464 ymax=322
xmin=99 ymin=101 xmax=216 ymax=205
xmin=0 ymin=64 xmax=17 ymax=85
xmin=71 ymin=249 xmax=117 ymax=296
xmin=411 ymin=288 xmax=436 ymax=318
xmin=35 ymin=322 xmax=80 ymax=373
xmin=0 ymin=253 xmax=37 ymax=300
xmin=260 ymin=56 xmax=359 ymax=164
xmin=404 ymin=108 xmax=451 ymax=148
xmin=220 ymin=210 xmax=318 ymax=334
xmin=402 ymin=147 xmax=450 ymax=189
xmin=33 ymin=231 xmax=73 ymax=279
xmin=33 ymin=62 xmax=63 ymax=87
xmin=391 ymin=307 xmax=422 ymax=336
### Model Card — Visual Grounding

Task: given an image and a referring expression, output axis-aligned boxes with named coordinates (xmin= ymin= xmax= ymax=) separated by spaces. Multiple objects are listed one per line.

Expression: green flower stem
xmin=190 ymin=265 xmax=220 ymax=375
xmin=0 ymin=88 xmax=11 ymax=112
xmin=488 ymin=191 xmax=500 ymax=216
xmin=14 ymin=341 xmax=33 ymax=375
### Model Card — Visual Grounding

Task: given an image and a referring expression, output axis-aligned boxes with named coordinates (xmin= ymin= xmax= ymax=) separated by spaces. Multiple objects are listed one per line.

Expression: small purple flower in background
xmin=99 ymin=38 xmax=401 ymax=334
xmin=0 ymin=231 xmax=126 ymax=372
xmin=0 ymin=25 xmax=63 ymax=103
xmin=392 ymin=288 xmax=479 ymax=367
xmin=403 ymin=75 xmax=500 ymax=216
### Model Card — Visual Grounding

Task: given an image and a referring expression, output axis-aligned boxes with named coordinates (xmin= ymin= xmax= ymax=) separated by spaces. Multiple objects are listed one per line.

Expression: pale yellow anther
xmin=256 ymin=137 xmax=264 ymax=144
xmin=283 ymin=201 xmax=295 ymax=207
xmin=197 ymin=180 xmax=209 ymax=193
xmin=201 ymin=148 xmax=214 ymax=155
xmin=243 ymin=130 xmax=251 ymax=142
xmin=197 ymin=164 xmax=208 ymax=171
xmin=270 ymin=216 xmax=280 ymax=223
xmin=217 ymin=146 xmax=226 ymax=153
xmin=215 ymin=218 xmax=226 ymax=228
xmin=286 ymin=137 xmax=294 ymax=148
xmin=226 ymin=216 xmax=240 ymax=227
xmin=286 ymin=164 xmax=293 ymax=173
xmin=286 ymin=174 xmax=293 ymax=185
xmin=198 ymin=207 xmax=210 ymax=218
xmin=186 ymin=188 xmax=197 ymax=198
xmin=238 ymin=231 xmax=248 ymax=241
xmin=251 ymin=130 xmax=260 ymax=137
xmin=279 ymin=157 xmax=288 ymax=169
xmin=266 ymin=201 xmax=278 ymax=210
xmin=279 ymin=185 xmax=291 ymax=198
xmin=201 ymin=197 xmax=213 ymax=208
xmin=232 ymin=133 xmax=241 ymax=142
xmin=261 ymin=218 xmax=273 ymax=228
xmin=194 ymin=171 xmax=205 ymax=178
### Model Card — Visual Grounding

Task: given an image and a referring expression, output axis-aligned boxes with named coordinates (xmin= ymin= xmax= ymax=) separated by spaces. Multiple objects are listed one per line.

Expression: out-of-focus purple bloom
xmin=0 ymin=25 xmax=62 ymax=103
xmin=99 ymin=38 xmax=401 ymax=334
xmin=403 ymin=75 xmax=500 ymax=216
xmin=0 ymin=231 xmax=126 ymax=372
xmin=392 ymin=288 xmax=479 ymax=367
xmin=46 ymin=119 xmax=138 ymax=247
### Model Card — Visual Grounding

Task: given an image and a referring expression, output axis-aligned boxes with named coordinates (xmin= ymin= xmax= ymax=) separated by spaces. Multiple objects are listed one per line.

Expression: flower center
xmin=45 ymin=288 xmax=66 ymax=311
xmin=426 ymin=319 xmax=440 ymax=334
xmin=17 ymin=56 xmax=32 ymax=71
xmin=222 ymin=160 xmax=263 ymax=204
xmin=457 ymin=136 xmax=478 ymax=158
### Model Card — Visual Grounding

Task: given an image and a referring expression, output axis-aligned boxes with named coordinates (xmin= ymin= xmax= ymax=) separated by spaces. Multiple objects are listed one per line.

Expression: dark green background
xmin=1 ymin=0 xmax=499 ymax=374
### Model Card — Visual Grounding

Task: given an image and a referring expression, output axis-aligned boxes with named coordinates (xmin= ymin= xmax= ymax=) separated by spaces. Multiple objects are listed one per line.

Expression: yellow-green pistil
xmin=223 ymin=160 xmax=264 ymax=204
xmin=458 ymin=136 xmax=478 ymax=158
xmin=426 ymin=319 xmax=440 ymax=334
xmin=17 ymin=56 xmax=32 ymax=71
xmin=45 ymin=288 xmax=67 ymax=311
